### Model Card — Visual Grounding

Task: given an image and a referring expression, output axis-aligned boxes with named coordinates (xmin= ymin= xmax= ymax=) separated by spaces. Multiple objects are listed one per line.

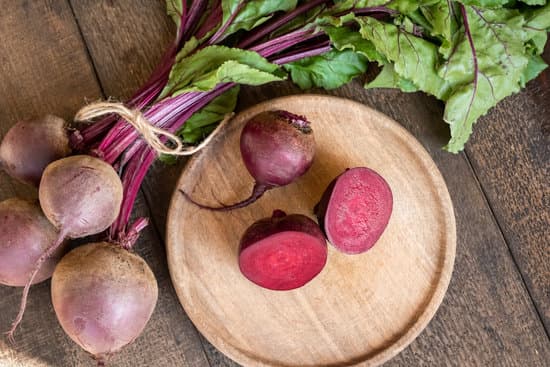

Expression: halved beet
xmin=239 ymin=210 xmax=327 ymax=291
xmin=315 ymin=167 xmax=393 ymax=254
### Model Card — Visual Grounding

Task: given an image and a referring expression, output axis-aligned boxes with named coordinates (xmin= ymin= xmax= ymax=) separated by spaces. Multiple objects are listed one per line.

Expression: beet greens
xmin=69 ymin=0 xmax=549 ymax=243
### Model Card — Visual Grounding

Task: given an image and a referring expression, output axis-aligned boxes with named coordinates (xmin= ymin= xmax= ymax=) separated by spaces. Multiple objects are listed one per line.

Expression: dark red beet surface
xmin=239 ymin=210 xmax=327 ymax=291
xmin=240 ymin=110 xmax=315 ymax=187
xmin=316 ymin=167 xmax=393 ymax=254
xmin=182 ymin=110 xmax=315 ymax=211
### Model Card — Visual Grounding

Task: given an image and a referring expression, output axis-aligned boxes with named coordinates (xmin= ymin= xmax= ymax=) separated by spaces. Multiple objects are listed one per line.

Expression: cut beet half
xmin=316 ymin=167 xmax=393 ymax=255
xmin=238 ymin=210 xmax=327 ymax=291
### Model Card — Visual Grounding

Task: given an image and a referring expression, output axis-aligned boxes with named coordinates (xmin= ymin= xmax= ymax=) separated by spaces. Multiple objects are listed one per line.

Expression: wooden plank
xmin=0 ymin=0 xmax=102 ymax=366
xmin=67 ymin=1 xmax=550 ymax=366
xmin=0 ymin=1 xmax=210 ymax=366
xmin=465 ymin=45 xmax=550 ymax=331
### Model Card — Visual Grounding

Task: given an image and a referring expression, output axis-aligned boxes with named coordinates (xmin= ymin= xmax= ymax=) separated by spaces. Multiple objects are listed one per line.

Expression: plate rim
xmin=166 ymin=94 xmax=457 ymax=367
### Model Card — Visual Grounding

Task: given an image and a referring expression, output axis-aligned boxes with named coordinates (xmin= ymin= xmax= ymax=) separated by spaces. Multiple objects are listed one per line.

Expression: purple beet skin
xmin=51 ymin=242 xmax=158 ymax=365
xmin=182 ymin=110 xmax=315 ymax=211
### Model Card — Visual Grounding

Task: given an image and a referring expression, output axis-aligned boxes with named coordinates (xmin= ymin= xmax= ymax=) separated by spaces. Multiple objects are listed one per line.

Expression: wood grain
xmin=0 ymin=0 xmax=543 ymax=366
xmin=167 ymin=95 xmax=456 ymax=367
xmin=465 ymin=45 xmax=550 ymax=331
xmin=0 ymin=0 xmax=102 ymax=365
xmin=66 ymin=1 xmax=550 ymax=366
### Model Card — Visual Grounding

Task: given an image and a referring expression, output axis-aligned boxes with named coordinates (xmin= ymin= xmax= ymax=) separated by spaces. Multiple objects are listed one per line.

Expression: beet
xmin=39 ymin=155 xmax=123 ymax=238
xmin=51 ymin=242 xmax=158 ymax=365
xmin=315 ymin=167 xmax=393 ymax=254
xmin=0 ymin=115 xmax=70 ymax=186
xmin=0 ymin=198 xmax=65 ymax=287
xmin=7 ymin=155 xmax=124 ymax=339
xmin=239 ymin=210 xmax=327 ymax=290
xmin=183 ymin=110 xmax=315 ymax=210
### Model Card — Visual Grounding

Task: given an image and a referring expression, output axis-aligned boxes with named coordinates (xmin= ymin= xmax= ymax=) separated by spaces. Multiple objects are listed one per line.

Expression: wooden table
xmin=0 ymin=1 xmax=548 ymax=366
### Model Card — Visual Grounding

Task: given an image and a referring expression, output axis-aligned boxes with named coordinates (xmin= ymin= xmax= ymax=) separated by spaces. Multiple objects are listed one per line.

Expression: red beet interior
xmin=239 ymin=230 xmax=327 ymax=291
xmin=324 ymin=167 xmax=393 ymax=254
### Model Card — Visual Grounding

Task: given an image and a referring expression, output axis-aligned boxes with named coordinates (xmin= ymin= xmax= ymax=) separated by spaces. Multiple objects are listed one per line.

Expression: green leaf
xmin=331 ymin=0 xmax=425 ymax=15
xmin=322 ymin=25 xmax=386 ymax=64
xmin=366 ymin=64 xmax=419 ymax=92
xmin=161 ymin=46 xmax=285 ymax=98
xmin=221 ymin=0 xmax=298 ymax=39
xmin=524 ymin=2 xmax=550 ymax=54
xmin=166 ymin=0 xmax=184 ymax=29
xmin=174 ymin=37 xmax=200 ymax=63
xmin=420 ymin=0 xmax=459 ymax=42
xmin=442 ymin=6 xmax=530 ymax=152
xmin=189 ymin=60 xmax=285 ymax=91
xmin=519 ymin=54 xmax=547 ymax=87
xmin=519 ymin=0 xmax=546 ymax=5
xmin=178 ymin=86 xmax=240 ymax=143
xmin=355 ymin=16 xmax=452 ymax=99
xmin=271 ymin=4 xmax=326 ymax=38
xmin=284 ymin=49 xmax=368 ymax=90
xmin=458 ymin=0 xmax=511 ymax=7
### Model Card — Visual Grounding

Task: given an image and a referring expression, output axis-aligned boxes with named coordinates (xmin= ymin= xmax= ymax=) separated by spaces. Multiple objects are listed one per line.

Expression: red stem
xmin=182 ymin=0 xmax=209 ymax=40
xmin=195 ymin=0 xmax=223 ymax=40
xmin=238 ymin=0 xmax=331 ymax=49
xmin=109 ymin=84 xmax=234 ymax=238
xmin=207 ymin=0 xmax=245 ymax=45
xmin=82 ymin=2 xmax=350 ymax=240
xmin=272 ymin=40 xmax=332 ymax=65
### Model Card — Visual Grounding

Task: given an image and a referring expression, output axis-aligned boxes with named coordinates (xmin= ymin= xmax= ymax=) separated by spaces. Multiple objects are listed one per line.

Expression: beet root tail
xmin=180 ymin=183 xmax=271 ymax=211
xmin=5 ymin=229 xmax=67 ymax=340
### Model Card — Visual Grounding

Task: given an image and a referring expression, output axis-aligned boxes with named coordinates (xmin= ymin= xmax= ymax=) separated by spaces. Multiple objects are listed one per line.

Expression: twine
xmin=75 ymin=102 xmax=233 ymax=156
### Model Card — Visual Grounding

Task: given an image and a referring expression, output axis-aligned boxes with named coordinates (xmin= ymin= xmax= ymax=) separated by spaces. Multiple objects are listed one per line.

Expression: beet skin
xmin=0 ymin=115 xmax=70 ymax=186
xmin=51 ymin=242 xmax=158 ymax=364
xmin=0 ymin=198 xmax=65 ymax=286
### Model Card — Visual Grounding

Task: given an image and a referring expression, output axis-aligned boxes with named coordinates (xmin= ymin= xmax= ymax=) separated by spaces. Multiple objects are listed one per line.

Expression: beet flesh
xmin=239 ymin=210 xmax=327 ymax=290
xmin=316 ymin=167 xmax=393 ymax=254
xmin=39 ymin=155 xmax=123 ymax=238
xmin=0 ymin=198 xmax=65 ymax=286
xmin=51 ymin=242 xmax=158 ymax=363
xmin=0 ymin=115 xmax=70 ymax=186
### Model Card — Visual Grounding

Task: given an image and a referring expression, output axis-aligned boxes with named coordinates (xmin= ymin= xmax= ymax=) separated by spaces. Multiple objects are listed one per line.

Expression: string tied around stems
xmin=74 ymin=101 xmax=233 ymax=156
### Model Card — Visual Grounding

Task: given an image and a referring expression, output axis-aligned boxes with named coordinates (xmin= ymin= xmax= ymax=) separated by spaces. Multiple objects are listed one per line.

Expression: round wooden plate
xmin=167 ymin=95 xmax=456 ymax=367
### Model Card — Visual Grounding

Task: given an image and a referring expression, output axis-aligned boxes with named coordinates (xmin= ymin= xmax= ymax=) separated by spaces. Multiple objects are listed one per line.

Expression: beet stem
xmin=238 ymin=0 xmax=331 ymax=49
xmin=5 ymin=228 xmax=67 ymax=339
xmin=207 ymin=0 xmax=245 ymax=45
xmin=180 ymin=182 xmax=271 ymax=211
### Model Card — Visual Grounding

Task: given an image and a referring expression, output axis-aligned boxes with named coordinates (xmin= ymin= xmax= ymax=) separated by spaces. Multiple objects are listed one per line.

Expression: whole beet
xmin=7 ymin=155 xmax=124 ymax=339
xmin=51 ymin=242 xmax=158 ymax=365
xmin=239 ymin=210 xmax=327 ymax=291
xmin=183 ymin=110 xmax=315 ymax=210
xmin=0 ymin=115 xmax=70 ymax=186
xmin=0 ymin=198 xmax=65 ymax=286
xmin=240 ymin=110 xmax=315 ymax=187
xmin=39 ymin=155 xmax=123 ymax=238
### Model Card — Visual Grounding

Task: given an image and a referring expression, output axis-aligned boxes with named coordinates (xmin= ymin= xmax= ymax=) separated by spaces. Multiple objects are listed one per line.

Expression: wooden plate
xmin=166 ymin=95 xmax=456 ymax=367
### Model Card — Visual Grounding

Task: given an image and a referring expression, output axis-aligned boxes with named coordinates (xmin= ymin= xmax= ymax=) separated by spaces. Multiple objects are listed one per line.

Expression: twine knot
xmin=75 ymin=102 xmax=232 ymax=156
